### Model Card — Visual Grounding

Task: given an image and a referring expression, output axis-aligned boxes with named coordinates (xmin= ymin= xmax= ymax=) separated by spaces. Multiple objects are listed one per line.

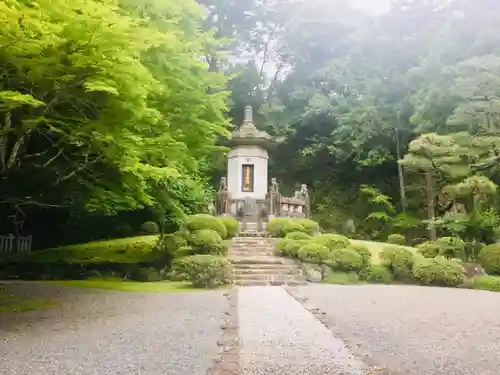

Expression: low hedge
xmin=416 ymin=241 xmax=441 ymax=259
xmin=412 ymin=257 xmax=465 ymax=287
xmin=359 ymin=265 xmax=393 ymax=284
xmin=327 ymin=249 xmax=363 ymax=272
xmin=435 ymin=237 xmax=466 ymax=259
xmin=314 ymin=234 xmax=350 ymax=251
xmin=173 ymin=255 xmax=233 ymax=288
xmin=348 ymin=243 xmax=372 ymax=268
xmin=140 ymin=221 xmax=160 ymax=234
xmin=218 ymin=216 xmax=239 ymax=238
xmin=185 ymin=214 xmax=227 ymax=239
xmin=387 ymin=234 xmax=406 ymax=245
xmin=187 ymin=229 xmax=226 ymax=255
xmin=295 ymin=219 xmax=320 ymax=235
xmin=380 ymin=246 xmax=415 ymax=280
xmin=297 ymin=242 xmax=330 ymax=264
xmin=285 ymin=232 xmax=312 ymax=241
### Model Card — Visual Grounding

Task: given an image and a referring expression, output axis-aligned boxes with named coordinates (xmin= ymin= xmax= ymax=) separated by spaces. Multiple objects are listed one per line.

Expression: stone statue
xmin=297 ymin=184 xmax=310 ymax=217
xmin=268 ymin=178 xmax=281 ymax=216
xmin=215 ymin=177 xmax=231 ymax=215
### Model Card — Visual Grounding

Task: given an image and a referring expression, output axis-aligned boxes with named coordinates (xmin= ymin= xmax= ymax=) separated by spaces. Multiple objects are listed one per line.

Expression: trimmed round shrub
xmin=314 ymin=233 xmax=350 ymax=251
xmin=359 ymin=265 xmax=393 ymax=284
xmin=295 ymin=219 xmax=320 ymax=235
xmin=268 ymin=218 xmax=293 ymax=237
xmin=187 ymin=229 xmax=225 ymax=255
xmin=477 ymin=244 xmax=500 ymax=275
xmin=328 ymin=249 xmax=363 ymax=272
xmin=387 ymin=234 xmax=405 ymax=245
xmin=280 ymin=221 xmax=306 ymax=237
xmin=176 ymin=255 xmax=233 ymax=288
xmin=218 ymin=216 xmax=239 ymax=238
xmin=416 ymin=241 xmax=441 ymax=259
xmin=435 ymin=237 xmax=466 ymax=260
xmin=297 ymin=243 xmax=330 ymax=264
xmin=285 ymin=232 xmax=312 ymax=241
xmin=412 ymin=257 xmax=466 ymax=287
xmin=185 ymin=214 xmax=227 ymax=239
xmin=380 ymin=246 xmax=415 ymax=280
xmin=129 ymin=267 xmax=161 ymax=282
xmin=283 ymin=239 xmax=310 ymax=258
xmin=472 ymin=276 xmax=500 ymax=292
xmin=275 ymin=238 xmax=292 ymax=256
xmin=348 ymin=243 xmax=372 ymax=268
xmin=140 ymin=221 xmax=159 ymax=234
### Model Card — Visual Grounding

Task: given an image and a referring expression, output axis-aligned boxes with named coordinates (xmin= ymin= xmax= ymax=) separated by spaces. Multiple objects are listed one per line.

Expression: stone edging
xmin=285 ymin=286 xmax=404 ymax=375
xmin=206 ymin=287 xmax=241 ymax=375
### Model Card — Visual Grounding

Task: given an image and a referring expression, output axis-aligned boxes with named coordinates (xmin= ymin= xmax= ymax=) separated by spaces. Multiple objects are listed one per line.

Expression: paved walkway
xmin=0 ymin=283 xmax=226 ymax=375
xmin=239 ymin=286 xmax=366 ymax=375
xmin=2 ymin=282 xmax=500 ymax=375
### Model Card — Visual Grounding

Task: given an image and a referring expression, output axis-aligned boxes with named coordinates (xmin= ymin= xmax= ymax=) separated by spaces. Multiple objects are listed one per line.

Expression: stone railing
xmin=278 ymin=197 xmax=307 ymax=218
xmin=0 ymin=234 xmax=32 ymax=253
xmin=231 ymin=198 xmax=268 ymax=219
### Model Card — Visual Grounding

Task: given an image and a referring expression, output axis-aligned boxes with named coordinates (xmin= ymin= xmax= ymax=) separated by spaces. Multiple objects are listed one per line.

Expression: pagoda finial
xmin=244 ymin=105 xmax=253 ymax=123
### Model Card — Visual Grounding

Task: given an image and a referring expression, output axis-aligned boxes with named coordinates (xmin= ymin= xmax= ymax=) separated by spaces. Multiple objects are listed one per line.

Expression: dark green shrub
xmin=129 ymin=267 xmax=161 ymax=282
xmin=314 ymin=233 xmax=350 ymax=251
xmin=268 ymin=218 xmax=293 ymax=237
xmin=295 ymin=219 xmax=320 ymax=235
xmin=328 ymin=249 xmax=363 ymax=272
xmin=477 ymin=244 xmax=500 ymax=275
xmin=188 ymin=229 xmax=225 ymax=255
xmin=472 ymin=276 xmax=500 ymax=292
xmin=140 ymin=221 xmax=159 ymax=234
xmin=185 ymin=214 xmax=227 ymax=239
xmin=387 ymin=234 xmax=406 ymax=245
xmin=218 ymin=216 xmax=239 ymax=238
xmin=153 ymin=232 xmax=187 ymax=268
xmin=348 ymin=243 xmax=371 ymax=268
xmin=176 ymin=255 xmax=233 ymax=288
xmin=416 ymin=241 xmax=441 ymax=259
xmin=412 ymin=257 xmax=465 ymax=287
xmin=297 ymin=243 xmax=330 ymax=264
xmin=435 ymin=237 xmax=466 ymax=260
xmin=359 ymin=265 xmax=393 ymax=284
xmin=464 ymin=241 xmax=485 ymax=262
xmin=380 ymin=246 xmax=415 ymax=280
xmin=285 ymin=232 xmax=312 ymax=240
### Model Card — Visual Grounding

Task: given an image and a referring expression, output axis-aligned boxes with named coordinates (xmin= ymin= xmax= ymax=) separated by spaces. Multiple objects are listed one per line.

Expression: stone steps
xmin=229 ymin=234 xmax=306 ymax=286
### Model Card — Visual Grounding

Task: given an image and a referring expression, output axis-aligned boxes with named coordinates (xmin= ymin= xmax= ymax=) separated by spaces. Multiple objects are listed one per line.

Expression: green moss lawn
xmin=1 ymin=236 xmax=159 ymax=264
xmin=0 ymin=289 xmax=56 ymax=314
xmin=48 ymin=278 xmax=207 ymax=293
xmin=350 ymin=239 xmax=418 ymax=264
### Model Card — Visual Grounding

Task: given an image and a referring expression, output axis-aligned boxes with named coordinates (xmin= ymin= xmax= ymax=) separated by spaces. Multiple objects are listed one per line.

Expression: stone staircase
xmin=229 ymin=234 xmax=307 ymax=286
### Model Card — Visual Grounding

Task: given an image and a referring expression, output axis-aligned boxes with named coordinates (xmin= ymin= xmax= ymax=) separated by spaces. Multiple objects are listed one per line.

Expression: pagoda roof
xmin=227 ymin=105 xmax=277 ymax=149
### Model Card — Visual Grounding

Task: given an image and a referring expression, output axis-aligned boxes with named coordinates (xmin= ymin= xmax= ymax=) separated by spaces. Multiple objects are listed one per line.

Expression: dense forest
xmin=2 ymin=0 xmax=500 ymax=249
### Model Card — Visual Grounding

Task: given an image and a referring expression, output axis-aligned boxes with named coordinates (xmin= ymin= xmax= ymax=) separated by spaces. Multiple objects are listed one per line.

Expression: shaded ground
xmin=297 ymin=284 xmax=500 ymax=375
xmin=0 ymin=282 xmax=226 ymax=375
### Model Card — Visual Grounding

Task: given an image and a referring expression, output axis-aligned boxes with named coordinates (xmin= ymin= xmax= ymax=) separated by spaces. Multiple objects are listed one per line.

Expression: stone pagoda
xmin=215 ymin=106 xmax=310 ymax=224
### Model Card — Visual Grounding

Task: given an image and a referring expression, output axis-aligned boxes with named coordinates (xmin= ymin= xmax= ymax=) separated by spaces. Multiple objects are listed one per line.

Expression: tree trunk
xmin=425 ymin=172 xmax=437 ymax=240
xmin=395 ymin=123 xmax=407 ymax=212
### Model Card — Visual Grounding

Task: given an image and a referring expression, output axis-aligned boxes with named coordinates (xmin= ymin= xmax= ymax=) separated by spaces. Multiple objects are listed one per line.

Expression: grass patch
xmin=350 ymin=240 xmax=417 ymax=265
xmin=0 ymin=291 xmax=56 ymax=314
xmin=48 ymin=278 xmax=222 ymax=293
xmin=471 ymin=276 xmax=500 ymax=292
xmin=322 ymin=271 xmax=360 ymax=285
xmin=2 ymin=236 xmax=159 ymax=264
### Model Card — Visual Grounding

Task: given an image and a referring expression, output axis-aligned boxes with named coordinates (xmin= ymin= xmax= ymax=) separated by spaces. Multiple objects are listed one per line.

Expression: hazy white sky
xmin=351 ymin=0 xmax=391 ymax=14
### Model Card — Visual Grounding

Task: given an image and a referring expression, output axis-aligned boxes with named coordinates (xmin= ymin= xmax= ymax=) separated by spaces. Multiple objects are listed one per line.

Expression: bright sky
xmin=351 ymin=0 xmax=391 ymax=14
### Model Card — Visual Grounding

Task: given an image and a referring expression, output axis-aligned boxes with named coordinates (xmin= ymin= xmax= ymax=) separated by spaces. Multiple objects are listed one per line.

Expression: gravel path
xmin=297 ymin=284 xmax=500 ymax=375
xmin=238 ymin=286 xmax=367 ymax=375
xmin=0 ymin=282 xmax=227 ymax=375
